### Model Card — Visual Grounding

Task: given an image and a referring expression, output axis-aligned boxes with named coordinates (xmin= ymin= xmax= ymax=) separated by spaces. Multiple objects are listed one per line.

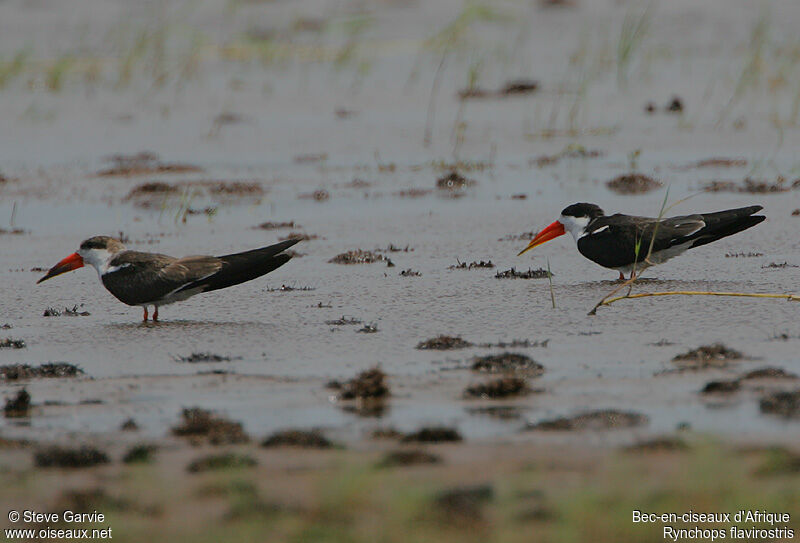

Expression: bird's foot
xmin=153 ymin=308 xmax=159 ymax=322
xmin=617 ymin=272 xmax=625 ymax=282
xmin=142 ymin=307 xmax=149 ymax=322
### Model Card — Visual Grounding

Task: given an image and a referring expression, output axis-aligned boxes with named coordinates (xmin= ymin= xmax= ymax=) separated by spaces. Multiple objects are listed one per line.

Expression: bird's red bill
xmin=37 ymin=252 xmax=84 ymax=284
xmin=517 ymin=221 xmax=566 ymax=256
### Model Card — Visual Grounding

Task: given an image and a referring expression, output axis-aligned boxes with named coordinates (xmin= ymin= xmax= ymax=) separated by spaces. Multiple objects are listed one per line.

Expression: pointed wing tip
xmin=281 ymin=237 xmax=303 ymax=250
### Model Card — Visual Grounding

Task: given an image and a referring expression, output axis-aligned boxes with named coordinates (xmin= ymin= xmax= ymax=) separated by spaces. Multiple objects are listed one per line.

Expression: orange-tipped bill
xmin=517 ymin=221 xmax=566 ymax=256
xmin=37 ymin=252 xmax=84 ymax=284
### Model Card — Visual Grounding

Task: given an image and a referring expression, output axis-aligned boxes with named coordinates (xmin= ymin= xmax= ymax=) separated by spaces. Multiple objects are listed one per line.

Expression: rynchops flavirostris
xmin=518 ymin=203 xmax=765 ymax=280
xmin=37 ymin=236 xmax=302 ymax=321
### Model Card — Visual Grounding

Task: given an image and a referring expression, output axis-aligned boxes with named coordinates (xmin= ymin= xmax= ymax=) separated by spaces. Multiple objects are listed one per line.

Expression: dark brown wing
xmin=101 ymin=251 xmax=222 ymax=305
xmin=172 ymin=237 xmax=302 ymax=295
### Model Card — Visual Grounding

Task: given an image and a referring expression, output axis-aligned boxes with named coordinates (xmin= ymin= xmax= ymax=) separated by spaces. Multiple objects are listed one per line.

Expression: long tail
xmin=691 ymin=206 xmax=765 ymax=249
xmin=178 ymin=238 xmax=302 ymax=294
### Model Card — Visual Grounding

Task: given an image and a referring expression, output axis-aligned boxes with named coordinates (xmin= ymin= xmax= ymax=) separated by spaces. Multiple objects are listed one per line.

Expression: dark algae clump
xmin=529 ymin=410 xmax=648 ymax=431
xmin=416 ymin=335 xmax=474 ymax=350
xmin=471 ymin=353 xmax=545 ymax=376
xmin=171 ymin=407 xmax=249 ymax=445
xmin=464 ymin=377 xmax=529 ymax=399
xmin=4 ymin=388 xmax=31 ymax=417
xmin=261 ymin=429 xmax=333 ymax=449
xmin=34 ymin=446 xmax=110 ymax=468
xmin=401 ymin=427 xmax=462 ymax=443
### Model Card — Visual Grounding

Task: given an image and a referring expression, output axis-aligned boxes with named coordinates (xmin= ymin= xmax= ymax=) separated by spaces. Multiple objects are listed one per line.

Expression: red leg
xmin=618 ymin=271 xmax=625 ymax=281
xmin=142 ymin=307 xmax=149 ymax=322
xmin=153 ymin=307 xmax=159 ymax=322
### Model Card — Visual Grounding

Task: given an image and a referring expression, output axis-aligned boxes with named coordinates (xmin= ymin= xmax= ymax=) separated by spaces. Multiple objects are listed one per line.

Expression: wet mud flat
xmin=1 ymin=0 xmax=800 ymax=537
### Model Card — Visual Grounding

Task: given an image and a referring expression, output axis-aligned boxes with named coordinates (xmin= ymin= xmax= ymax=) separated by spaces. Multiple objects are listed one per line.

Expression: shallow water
xmin=1 ymin=0 xmax=799 ymax=445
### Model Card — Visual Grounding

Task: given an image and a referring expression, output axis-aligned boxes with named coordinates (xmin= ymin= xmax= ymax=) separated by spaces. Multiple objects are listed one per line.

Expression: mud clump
xmin=666 ymin=96 xmax=684 ymax=113
xmin=43 ymin=305 xmax=90 ymax=317
xmin=606 ymin=173 xmax=662 ymax=194
xmin=725 ymin=252 xmax=763 ymax=258
xmin=494 ymin=267 xmax=551 ymax=279
xmin=466 ymin=406 xmax=524 ymax=420
xmin=532 ymin=145 xmax=603 ymax=167
xmin=793 ymin=209 xmax=800 ymax=216
xmin=0 ymin=436 xmax=31 ymax=449
xmin=370 ymin=427 xmax=404 ymax=440
xmin=325 ymin=316 xmax=362 ymax=326
xmin=356 ymin=323 xmax=379 ymax=334
xmin=394 ymin=188 xmax=433 ymax=198
xmin=171 ymin=407 xmax=249 ymax=445
xmin=122 ymin=444 xmax=157 ymax=464
xmin=187 ymin=453 xmax=257 ymax=473
xmin=376 ymin=244 xmax=413 ymax=253
xmin=0 ymin=338 xmax=25 ymax=349
xmin=436 ymin=171 xmax=477 ymax=190
xmin=332 ymin=367 xmax=389 ymax=401
xmin=401 ymin=427 xmax=462 ymax=443
xmin=498 ymin=231 xmax=536 ymax=242
xmin=700 ymin=379 xmax=741 ymax=394
xmin=34 ymin=445 xmax=110 ymax=468
xmin=278 ymin=231 xmax=317 ymax=241
xmin=672 ymin=343 xmax=744 ymax=369
xmin=449 ymin=259 xmax=494 ymax=270
xmin=500 ymin=79 xmax=539 ymax=95
xmin=529 ymin=410 xmax=648 ymax=431
xmin=294 ymin=153 xmax=328 ymax=164
xmin=378 ymin=449 xmax=442 ymax=468
xmin=479 ymin=339 xmax=549 ymax=348
xmin=266 ymin=284 xmax=315 ymax=292
xmin=464 ymin=377 xmax=529 ymax=399
xmin=399 ymin=269 xmax=421 ymax=277
xmin=120 ymin=418 xmax=139 ymax=431
xmin=704 ymin=177 xmax=795 ymax=194
xmin=742 ymin=367 xmax=798 ymax=381
xmin=4 ymin=388 xmax=31 ymax=418
xmin=471 ymin=353 xmax=545 ymax=376
xmin=435 ymin=484 xmax=493 ymax=520
xmin=754 ymin=447 xmax=800 ymax=476
xmin=416 ymin=335 xmax=474 ymax=350
xmin=254 ymin=221 xmax=297 ymax=230
xmin=97 ymin=152 xmax=202 ymax=177
xmin=759 ymin=390 xmax=800 ymax=418
xmin=175 ymin=352 xmax=235 ymax=363
xmin=459 ymin=79 xmax=539 ymax=99
xmin=625 ymin=436 xmax=689 ymax=453
xmin=328 ymin=249 xmax=386 ymax=265
xmin=693 ymin=158 xmax=747 ymax=168
xmin=126 ymin=182 xmax=179 ymax=198
xmin=298 ymin=189 xmax=330 ymax=201
xmin=261 ymin=429 xmax=333 ymax=449
xmin=206 ymin=181 xmax=263 ymax=196
xmin=0 ymin=363 xmax=83 ymax=380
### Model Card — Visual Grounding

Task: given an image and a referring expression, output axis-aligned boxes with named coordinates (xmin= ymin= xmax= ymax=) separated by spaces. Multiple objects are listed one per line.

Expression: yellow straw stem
xmin=600 ymin=290 xmax=800 ymax=308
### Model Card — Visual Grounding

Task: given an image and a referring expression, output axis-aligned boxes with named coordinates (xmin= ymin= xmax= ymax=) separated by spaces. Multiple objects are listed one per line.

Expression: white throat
xmin=559 ymin=215 xmax=591 ymax=242
xmin=78 ymin=248 xmax=115 ymax=276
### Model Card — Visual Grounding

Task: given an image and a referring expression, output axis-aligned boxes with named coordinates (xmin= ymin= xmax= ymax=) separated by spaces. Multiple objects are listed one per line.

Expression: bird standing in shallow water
xmin=518 ymin=203 xmax=765 ymax=280
xmin=37 ymin=236 xmax=301 ymax=321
